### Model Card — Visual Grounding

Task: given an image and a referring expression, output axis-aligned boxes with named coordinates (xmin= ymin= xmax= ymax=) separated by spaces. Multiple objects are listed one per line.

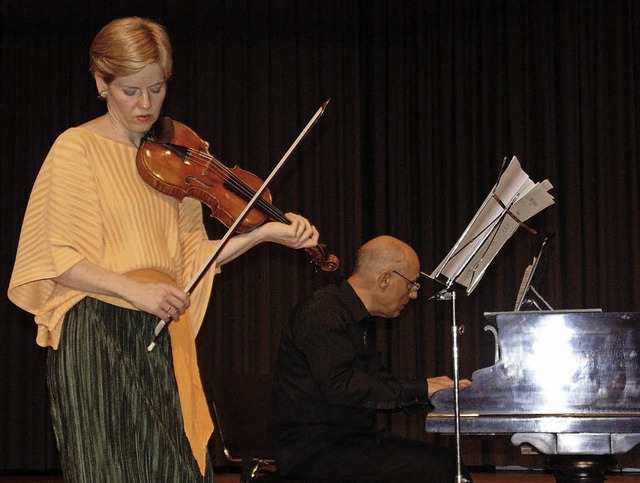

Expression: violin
xmin=135 ymin=116 xmax=339 ymax=272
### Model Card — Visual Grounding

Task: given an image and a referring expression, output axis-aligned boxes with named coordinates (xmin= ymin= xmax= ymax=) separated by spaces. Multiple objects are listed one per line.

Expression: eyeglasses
xmin=389 ymin=270 xmax=421 ymax=291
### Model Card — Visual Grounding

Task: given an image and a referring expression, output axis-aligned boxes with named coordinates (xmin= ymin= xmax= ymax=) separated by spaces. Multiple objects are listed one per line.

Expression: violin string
xmin=182 ymin=148 xmax=336 ymax=268
xmin=149 ymin=139 xmax=333 ymax=269
xmin=185 ymin=148 xmax=289 ymax=224
xmin=161 ymin=140 xmax=286 ymax=223
xmin=184 ymin=145 xmax=333 ymax=267
xmin=186 ymin=149 xmax=286 ymax=222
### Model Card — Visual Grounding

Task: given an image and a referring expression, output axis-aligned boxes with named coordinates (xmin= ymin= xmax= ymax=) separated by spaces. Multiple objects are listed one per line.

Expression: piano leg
xmin=545 ymin=454 xmax=617 ymax=483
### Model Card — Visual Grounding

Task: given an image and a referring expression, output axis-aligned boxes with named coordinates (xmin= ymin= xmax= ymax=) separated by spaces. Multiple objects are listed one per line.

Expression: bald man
xmin=269 ymin=236 xmax=473 ymax=482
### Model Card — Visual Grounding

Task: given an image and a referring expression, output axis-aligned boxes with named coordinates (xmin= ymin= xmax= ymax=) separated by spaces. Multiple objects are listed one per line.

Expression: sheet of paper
xmin=429 ymin=157 xmax=554 ymax=294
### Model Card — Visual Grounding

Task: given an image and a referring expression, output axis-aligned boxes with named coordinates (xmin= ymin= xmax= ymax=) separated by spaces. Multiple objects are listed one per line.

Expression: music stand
xmin=514 ymin=235 xmax=554 ymax=312
xmin=428 ymin=156 xmax=555 ymax=482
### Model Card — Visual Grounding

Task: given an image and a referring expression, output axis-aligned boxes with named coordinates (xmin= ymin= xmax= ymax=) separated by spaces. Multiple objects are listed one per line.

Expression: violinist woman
xmin=8 ymin=16 xmax=319 ymax=482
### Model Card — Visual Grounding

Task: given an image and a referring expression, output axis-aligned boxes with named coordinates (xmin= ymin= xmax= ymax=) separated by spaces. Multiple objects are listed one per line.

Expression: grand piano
xmin=426 ymin=310 xmax=640 ymax=482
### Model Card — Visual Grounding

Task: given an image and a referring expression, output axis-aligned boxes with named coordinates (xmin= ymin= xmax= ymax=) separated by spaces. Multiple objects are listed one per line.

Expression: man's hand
xmin=427 ymin=375 xmax=472 ymax=398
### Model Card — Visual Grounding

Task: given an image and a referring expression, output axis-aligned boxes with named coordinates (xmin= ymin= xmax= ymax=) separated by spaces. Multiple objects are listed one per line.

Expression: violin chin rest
xmin=148 ymin=116 xmax=175 ymax=144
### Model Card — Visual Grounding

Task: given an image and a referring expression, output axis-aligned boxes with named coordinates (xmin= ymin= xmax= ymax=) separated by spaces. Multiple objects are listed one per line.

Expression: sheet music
xmin=430 ymin=156 xmax=554 ymax=294
xmin=514 ymin=264 xmax=534 ymax=311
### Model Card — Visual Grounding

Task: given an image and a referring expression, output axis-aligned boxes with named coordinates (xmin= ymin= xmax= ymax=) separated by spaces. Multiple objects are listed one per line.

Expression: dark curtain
xmin=2 ymin=0 xmax=640 ymax=471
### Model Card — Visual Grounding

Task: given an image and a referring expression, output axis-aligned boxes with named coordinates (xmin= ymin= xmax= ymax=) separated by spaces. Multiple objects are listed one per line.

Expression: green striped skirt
xmin=47 ymin=297 xmax=215 ymax=482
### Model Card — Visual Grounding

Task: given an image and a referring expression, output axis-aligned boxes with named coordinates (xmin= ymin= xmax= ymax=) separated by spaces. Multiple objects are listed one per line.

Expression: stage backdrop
xmin=2 ymin=0 xmax=639 ymax=471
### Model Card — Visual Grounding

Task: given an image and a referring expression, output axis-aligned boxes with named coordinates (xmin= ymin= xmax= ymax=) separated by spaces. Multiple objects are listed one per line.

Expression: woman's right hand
xmin=123 ymin=278 xmax=190 ymax=323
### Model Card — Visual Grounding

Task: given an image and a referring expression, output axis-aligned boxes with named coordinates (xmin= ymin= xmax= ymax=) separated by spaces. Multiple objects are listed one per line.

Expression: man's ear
xmin=378 ymin=271 xmax=391 ymax=289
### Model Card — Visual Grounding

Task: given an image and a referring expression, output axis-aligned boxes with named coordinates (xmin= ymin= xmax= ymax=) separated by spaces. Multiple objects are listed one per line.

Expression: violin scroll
xmin=306 ymin=244 xmax=340 ymax=272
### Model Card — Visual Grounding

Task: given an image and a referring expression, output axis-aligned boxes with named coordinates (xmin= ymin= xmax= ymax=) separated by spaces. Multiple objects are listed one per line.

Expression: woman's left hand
xmin=260 ymin=212 xmax=319 ymax=249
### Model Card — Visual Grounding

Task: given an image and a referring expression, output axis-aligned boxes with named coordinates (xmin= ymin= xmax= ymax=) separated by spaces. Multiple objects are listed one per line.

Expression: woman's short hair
xmin=89 ymin=17 xmax=172 ymax=84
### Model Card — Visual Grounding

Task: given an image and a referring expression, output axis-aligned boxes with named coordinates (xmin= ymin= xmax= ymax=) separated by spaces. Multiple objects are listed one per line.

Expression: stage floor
xmin=1 ymin=469 xmax=640 ymax=482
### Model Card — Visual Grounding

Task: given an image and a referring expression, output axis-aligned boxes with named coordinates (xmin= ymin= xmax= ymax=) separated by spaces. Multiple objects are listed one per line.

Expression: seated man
xmin=269 ymin=235 xmax=473 ymax=483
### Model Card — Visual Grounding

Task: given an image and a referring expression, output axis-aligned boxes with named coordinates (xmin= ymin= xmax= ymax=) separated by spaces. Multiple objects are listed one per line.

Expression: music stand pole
xmin=436 ymin=289 xmax=469 ymax=483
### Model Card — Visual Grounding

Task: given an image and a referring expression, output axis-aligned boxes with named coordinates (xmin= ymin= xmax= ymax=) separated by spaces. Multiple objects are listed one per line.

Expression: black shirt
xmin=269 ymin=279 xmax=429 ymax=473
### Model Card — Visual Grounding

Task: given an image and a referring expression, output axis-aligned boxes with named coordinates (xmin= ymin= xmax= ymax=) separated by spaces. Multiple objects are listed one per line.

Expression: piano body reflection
xmin=426 ymin=311 xmax=640 ymax=482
